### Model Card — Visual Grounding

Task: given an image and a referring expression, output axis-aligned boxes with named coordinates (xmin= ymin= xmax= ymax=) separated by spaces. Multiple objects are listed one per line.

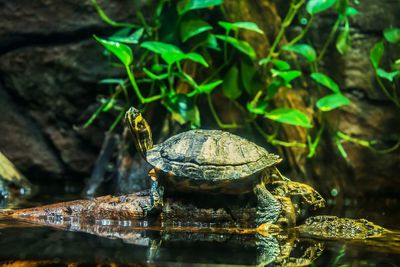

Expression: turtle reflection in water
xmin=35 ymin=216 xmax=324 ymax=266
xmin=150 ymin=230 xmax=324 ymax=266
xmin=125 ymin=107 xmax=324 ymax=225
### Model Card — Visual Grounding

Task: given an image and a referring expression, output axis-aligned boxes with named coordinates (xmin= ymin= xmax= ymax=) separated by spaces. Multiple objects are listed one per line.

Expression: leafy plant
xmin=369 ymin=27 xmax=400 ymax=108
xmin=88 ymin=0 xmax=397 ymax=159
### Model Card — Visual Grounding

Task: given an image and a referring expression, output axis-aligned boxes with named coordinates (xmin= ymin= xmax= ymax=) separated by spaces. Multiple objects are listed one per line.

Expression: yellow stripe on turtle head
xmin=125 ymin=107 xmax=153 ymax=160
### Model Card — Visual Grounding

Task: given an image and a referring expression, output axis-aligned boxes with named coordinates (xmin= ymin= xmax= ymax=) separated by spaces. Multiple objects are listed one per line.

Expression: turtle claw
xmin=270 ymin=181 xmax=325 ymax=210
xmin=145 ymin=181 xmax=164 ymax=215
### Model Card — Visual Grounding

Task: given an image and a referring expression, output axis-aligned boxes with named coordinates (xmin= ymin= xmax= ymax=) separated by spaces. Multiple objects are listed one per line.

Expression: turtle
xmin=125 ymin=107 xmax=324 ymax=225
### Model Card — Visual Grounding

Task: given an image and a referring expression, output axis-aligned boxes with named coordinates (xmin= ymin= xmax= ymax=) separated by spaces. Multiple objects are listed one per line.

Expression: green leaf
xmin=258 ymin=57 xmax=271 ymax=66
xmin=109 ymin=28 xmax=144 ymax=44
xmin=178 ymin=0 xmax=223 ymax=15
xmin=383 ymin=27 xmax=400 ymax=44
xmin=282 ymin=44 xmax=317 ymax=62
xmin=306 ymin=0 xmax=337 ymax=15
xmin=177 ymin=70 xmax=199 ymax=88
xmin=247 ymin=100 xmax=268 ymax=115
xmin=271 ymin=59 xmax=291 ymax=70
xmin=151 ymin=64 xmax=165 ymax=74
xmin=143 ymin=68 xmax=169 ymax=80
xmin=336 ymin=19 xmax=350 ymax=55
xmin=345 ymin=7 xmax=359 ymax=16
xmin=265 ymin=108 xmax=313 ymax=128
xmin=392 ymin=58 xmax=400 ymax=69
xmin=233 ymin=22 xmax=264 ymax=34
xmin=196 ymin=80 xmax=223 ymax=94
xmin=223 ymin=65 xmax=242 ymax=100
xmin=163 ymin=93 xmax=201 ymax=128
xmin=180 ymin=19 xmax=213 ymax=42
xmin=376 ymin=68 xmax=400 ymax=82
xmin=370 ymin=41 xmax=384 ymax=69
xmin=160 ymin=52 xmax=209 ymax=67
xmin=259 ymin=58 xmax=291 ymax=70
xmin=94 ymin=35 xmax=133 ymax=66
xmin=241 ymin=60 xmax=258 ymax=96
xmin=140 ymin=41 xmax=182 ymax=54
xmin=141 ymin=41 xmax=208 ymax=67
xmin=271 ymin=69 xmax=301 ymax=86
xmin=316 ymin=93 xmax=351 ymax=111
xmin=215 ymin=35 xmax=256 ymax=59
xmin=266 ymin=79 xmax=282 ymax=100
xmin=218 ymin=21 xmax=264 ymax=34
xmin=111 ymin=28 xmax=132 ymax=38
xmin=99 ymin=78 xmax=125 ymax=85
xmin=184 ymin=52 xmax=209 ymax=67
xmin=310 ymin=72 xmax=340 ymax=93
xmin=205 ymin=34 xmax=221 ymax=51
xmin=161 ymin=52 xmax=186 ymax=65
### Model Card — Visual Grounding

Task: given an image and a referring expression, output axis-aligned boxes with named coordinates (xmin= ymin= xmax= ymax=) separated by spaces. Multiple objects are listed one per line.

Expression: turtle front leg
xmin=253 ymin=183 xmax=282 ymax=225
xmin=270 ymin=180 xmax=325 ymax=209
xmin=145 ymin=168 xmax=164 ymax=215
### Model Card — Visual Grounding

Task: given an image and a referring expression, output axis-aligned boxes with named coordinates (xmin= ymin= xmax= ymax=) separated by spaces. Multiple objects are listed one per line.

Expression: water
xmin=0 ymin=190 xmax=399 ymax=266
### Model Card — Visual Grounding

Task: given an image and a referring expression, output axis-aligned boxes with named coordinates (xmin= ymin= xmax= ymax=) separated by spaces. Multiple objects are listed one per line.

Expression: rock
xmin=349 ymin=0 xmax=400 ymax=33
xmin=335 ymin=33 xmax=383 ymax=100
xmin=0 ymin=40 xmax=124 ymax=178
xmin=0 ymin=0 xmax=136 ymax=51
xmin=0 ymin=151 xmax=34 ymax=195
xmin=338 ymin=94 xmax=400 ymax=194
xmin=0 ymin=87 xmax=64 ymax=176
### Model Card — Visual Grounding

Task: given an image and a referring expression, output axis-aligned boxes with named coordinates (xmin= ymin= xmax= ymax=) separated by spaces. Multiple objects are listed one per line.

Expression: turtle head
xmin=125 ymin=107 xmax=153 ymax=159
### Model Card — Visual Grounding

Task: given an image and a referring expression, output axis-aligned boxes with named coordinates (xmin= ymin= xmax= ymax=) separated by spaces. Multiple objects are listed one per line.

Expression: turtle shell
xmin=146 ymin=129 xmax=281 ymax=181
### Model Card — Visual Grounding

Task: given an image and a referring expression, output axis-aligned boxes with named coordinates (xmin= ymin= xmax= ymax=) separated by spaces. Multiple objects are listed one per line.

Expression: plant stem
xmin=337 ymin=131 xmax=371 ymax=147
xmin=253 ymin=121 xmax=306 ymax=148
xmin=287 ymin=16 xmax=315 ymax=47
xmin=207 ymin=94 xmax=242 ymax=129
xmin=375 ymin=74 xmax=400 ymax=108
xmin=338 ymin=130 xmax=400 ymax=154
xmin=267 ymin=0 xmax=306 ymax=59
xmin=126 ymin=65 xmax=163 ymax=104
xmin=372 ymin=139 xmax=400 ymax=154
xmin=307 ymin=126 xmax=324 ymax=158
xmin=108 ymin=109 xmax=126 ymax=132
xmin=91 ymin=0 xmax=138 ymax=28
xmin=317 ymin=17 xmax=341 ymax=62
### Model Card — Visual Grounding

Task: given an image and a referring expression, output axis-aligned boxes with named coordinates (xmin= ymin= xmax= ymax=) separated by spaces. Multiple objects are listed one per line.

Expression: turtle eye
xmin=137 ymin=122 xmax=144 ymax=129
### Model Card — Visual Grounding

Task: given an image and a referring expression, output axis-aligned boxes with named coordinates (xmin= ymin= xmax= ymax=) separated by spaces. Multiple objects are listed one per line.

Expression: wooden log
xmin=9 ymin=191 xmax=259 ymax=227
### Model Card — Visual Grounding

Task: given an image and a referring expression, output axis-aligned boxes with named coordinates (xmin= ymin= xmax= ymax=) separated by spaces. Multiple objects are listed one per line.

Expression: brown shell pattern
xmin=146 ymin=130 xmax=281 ymax=181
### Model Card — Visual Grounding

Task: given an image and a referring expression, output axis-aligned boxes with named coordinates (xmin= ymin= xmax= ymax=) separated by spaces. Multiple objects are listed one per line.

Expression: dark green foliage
xmin=369 ymin=28 xmax=400 ymax=108
xmin=88 ymin=0 xmax=398 ymax=159
xmin=222 ymin=65 xmax=241 ymax=100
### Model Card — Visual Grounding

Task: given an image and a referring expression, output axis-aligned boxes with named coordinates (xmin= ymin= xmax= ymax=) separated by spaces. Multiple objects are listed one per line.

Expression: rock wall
xmin=0 ymin=0 xmax=135 ymax=179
